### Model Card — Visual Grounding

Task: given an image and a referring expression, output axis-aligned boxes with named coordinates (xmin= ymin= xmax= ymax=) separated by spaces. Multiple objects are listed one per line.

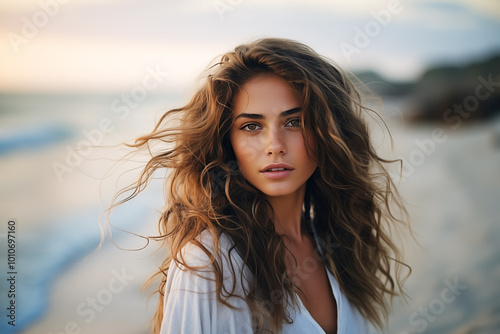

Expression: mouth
xmin=260 ymin=163 xmax=294 ymax=173
xmin=260 ymin=164 xmax=294 ymax=179
xmin=263 ymin=167 xmax=290 ymax=172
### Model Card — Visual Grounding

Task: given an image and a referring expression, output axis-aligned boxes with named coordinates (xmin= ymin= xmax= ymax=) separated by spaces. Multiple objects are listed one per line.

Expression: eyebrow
xmin=234 ymin=107 xmax=301 ymax=121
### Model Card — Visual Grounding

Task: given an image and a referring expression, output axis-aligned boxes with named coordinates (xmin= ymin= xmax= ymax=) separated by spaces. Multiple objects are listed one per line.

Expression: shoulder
xmin=160 ymin=230 xmax=253 ymax=334
xmin=176 ymin=230 xmax=245 ymax=273
xmin=166 ymin=230 xmax=249 ymax=290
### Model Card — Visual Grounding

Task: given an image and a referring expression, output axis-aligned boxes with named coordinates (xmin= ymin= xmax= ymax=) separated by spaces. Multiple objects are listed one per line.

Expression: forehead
xmin=232 ymin=75 xmax=299 ymax=116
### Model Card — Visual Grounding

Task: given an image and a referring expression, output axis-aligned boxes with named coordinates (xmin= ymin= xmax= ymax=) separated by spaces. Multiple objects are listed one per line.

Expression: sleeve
xmin=159 ymin=233 xmax=254 ymax=334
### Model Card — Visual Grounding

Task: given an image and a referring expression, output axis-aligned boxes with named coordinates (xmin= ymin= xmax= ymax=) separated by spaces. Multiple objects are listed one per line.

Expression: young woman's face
xmin=230 ymin=74 xmax=317 ymax=198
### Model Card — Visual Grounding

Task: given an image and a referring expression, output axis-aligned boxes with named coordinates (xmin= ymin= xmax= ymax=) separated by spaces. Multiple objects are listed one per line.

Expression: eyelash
xmin=240 ymin=118 xmax=301 ymax=132
xmin=285 ymin=118 xmax=301 ymax=127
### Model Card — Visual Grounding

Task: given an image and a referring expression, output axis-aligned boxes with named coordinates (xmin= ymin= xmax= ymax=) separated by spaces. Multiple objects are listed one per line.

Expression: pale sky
xmin=1 ymin=0 xmax=499 ymax=93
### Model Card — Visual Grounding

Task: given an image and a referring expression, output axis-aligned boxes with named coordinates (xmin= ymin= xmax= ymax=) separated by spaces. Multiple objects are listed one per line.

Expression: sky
xmin=1 ymin=0 xmax=499 ymax=93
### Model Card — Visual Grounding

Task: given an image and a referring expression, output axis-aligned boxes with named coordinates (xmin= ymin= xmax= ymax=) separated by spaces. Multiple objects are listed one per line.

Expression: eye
xmin=241 ymin=123 xmax=262 ymax=132
xmin=285 ymin=118 xmax=301 ymax=127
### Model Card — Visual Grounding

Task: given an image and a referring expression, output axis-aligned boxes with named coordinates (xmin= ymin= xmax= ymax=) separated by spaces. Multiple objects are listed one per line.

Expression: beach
xmin=0 ymin=93 xmax=499 ymax=333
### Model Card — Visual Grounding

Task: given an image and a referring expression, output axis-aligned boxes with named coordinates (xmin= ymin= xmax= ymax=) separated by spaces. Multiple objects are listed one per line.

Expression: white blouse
xmin=160 ymin=231 xmax=373 ymax=334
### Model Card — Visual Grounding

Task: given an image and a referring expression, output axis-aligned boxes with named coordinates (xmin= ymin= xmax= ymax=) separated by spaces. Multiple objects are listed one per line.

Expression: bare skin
xmin=269 ymin=190 xmax=338 ymax=334
xmin=231 ymin=75 xmax=337 ymax=332
xmin=284 ymin=231 xmax=338 ymax=334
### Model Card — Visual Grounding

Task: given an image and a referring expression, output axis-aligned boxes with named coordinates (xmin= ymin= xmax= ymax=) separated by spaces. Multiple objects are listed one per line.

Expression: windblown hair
xmin=115 ymin=38 xmax=409 ymax=333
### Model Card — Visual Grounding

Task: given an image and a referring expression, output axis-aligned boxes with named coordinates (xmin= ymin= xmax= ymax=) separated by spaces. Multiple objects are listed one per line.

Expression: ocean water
xmin=0 ymin=93 xmax=168 ymax=334
xmin=0 ymin=93 xmax=499 ymax=333
xmin=0 ymin=204 xmax=161 ymax=334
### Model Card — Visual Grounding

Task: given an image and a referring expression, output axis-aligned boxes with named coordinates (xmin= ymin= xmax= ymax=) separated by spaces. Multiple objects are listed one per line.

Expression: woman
xmin=121 ymin=38 xmax=408 ymax=333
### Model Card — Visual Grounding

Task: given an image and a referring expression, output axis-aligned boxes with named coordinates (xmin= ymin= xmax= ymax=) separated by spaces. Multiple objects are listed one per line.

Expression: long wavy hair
xmin=112 ymin=38 xmax=409 ymax=333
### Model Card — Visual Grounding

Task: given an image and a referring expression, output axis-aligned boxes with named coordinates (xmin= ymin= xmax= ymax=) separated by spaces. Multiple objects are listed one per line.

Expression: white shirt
xmin=160 ymin=231 xmax=373 ymax=334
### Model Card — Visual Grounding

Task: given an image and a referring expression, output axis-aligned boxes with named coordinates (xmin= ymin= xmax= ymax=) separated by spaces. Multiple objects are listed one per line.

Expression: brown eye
xmin=241 ymin=123 xmax=261 ymax=131
xmin=285 ymin=118 xmax=301 ymax=127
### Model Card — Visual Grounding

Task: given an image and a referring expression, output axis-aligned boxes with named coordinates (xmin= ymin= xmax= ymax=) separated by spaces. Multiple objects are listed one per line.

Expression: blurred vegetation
xmin=355 ymin=53 xmax=500 ymax=123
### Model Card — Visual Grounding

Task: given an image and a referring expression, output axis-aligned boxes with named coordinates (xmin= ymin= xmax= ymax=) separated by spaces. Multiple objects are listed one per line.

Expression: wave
xmin=0 ymin=124 xmax=73 ymax=156
xmin=0 ymin=193 xmax=160 ymax=334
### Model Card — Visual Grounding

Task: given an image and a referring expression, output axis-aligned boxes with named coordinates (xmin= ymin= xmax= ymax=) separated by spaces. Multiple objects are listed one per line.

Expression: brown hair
xmin=112 ymin=37 xmax=409 ymax=333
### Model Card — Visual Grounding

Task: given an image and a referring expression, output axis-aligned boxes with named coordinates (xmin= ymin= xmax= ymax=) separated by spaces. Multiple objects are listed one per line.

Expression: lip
xmin=260 ymin=163 xmax=294 ymax=179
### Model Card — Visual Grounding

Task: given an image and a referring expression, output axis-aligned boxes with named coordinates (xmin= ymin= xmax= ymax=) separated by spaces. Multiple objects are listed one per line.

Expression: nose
xmin=266 ymin=129 xmax=287 ymax=156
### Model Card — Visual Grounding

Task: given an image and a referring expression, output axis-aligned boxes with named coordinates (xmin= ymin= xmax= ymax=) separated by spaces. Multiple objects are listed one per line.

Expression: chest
xmin=285 ymin=242 xmax=338 ymax=334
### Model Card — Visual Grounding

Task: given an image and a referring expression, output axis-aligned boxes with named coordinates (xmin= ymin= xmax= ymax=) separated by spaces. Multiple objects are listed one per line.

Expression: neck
xmin=266 ymin=184 xmax=307 ymax=243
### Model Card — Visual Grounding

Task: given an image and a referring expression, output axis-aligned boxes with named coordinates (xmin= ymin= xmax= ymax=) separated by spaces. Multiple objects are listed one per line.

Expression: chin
xmin=259 ymin=185 xmax=301 ymax=198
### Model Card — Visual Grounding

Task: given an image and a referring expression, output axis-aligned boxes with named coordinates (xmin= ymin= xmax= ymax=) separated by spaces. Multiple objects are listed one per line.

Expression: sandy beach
xmin=1 ymin=94 xmax=499 ymax=334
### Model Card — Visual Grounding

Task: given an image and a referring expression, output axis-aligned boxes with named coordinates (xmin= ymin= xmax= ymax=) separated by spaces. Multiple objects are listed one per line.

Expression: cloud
xmin=1 ymin=0 xmax=499 ymax=92
xmin=447 ymin=0 xmax=500 ymax=20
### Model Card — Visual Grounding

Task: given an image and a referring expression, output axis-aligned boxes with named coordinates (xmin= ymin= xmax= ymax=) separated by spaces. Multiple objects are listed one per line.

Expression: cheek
xmin=230 ymin=136 xmax=255 ymax=182
xmin=290 ymin=133 xmax=314 ymax=160
xmin=230 ymin=133 xmax=262 ymax=165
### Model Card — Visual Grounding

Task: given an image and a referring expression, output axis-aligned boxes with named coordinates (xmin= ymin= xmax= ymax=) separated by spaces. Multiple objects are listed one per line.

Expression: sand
xmin=4 ymin=114 xmax=500 ymax=333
